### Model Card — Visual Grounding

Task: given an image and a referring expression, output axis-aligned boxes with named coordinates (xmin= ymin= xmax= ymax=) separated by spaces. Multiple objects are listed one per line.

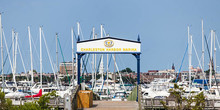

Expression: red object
xmin=25 ymin=89 xmax=42 ymax=98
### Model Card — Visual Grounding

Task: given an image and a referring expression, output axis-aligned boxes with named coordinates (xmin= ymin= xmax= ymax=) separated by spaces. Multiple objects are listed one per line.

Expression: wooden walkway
xmin=81 ymin=101 xmax=139 ymax=110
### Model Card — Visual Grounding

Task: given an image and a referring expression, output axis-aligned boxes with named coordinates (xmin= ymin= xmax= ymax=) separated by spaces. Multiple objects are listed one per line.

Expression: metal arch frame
xmin=76 ymin=37 xmax=141 ymax=102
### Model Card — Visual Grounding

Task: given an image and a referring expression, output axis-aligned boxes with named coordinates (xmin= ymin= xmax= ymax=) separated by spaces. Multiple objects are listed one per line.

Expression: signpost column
xmin=137 ymin=54 xmax=140 ymax=102
xmin=77 ymin=53 xmax=84 ymax=85
xmin=133 ymin=53 xmax=140 ymax=102
xmin=77 ymin=54 xmax=81 ymax=85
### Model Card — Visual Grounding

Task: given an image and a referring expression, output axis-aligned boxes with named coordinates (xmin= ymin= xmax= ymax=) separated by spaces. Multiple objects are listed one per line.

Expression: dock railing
xmin=8 ymin=85 xmax=80 ymax=109
xmin=142 ymin=98 xmax=220 ymax=109
xmin=9 ymin=97 xmax=64 ymax=108
xmin=71 ymin=85 xmax=80 ymax=110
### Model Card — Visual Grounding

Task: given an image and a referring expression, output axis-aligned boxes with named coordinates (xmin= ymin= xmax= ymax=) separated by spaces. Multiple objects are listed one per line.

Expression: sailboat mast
xmin=188 ymin=26 xmax=192 ymax=93
xmin=75 ymin=53 xmax=78 ymax=83
xmin=71 ymin=28 xmax=75 ymax=85
xmin=13 ymin=32 xmax=18 ymax=86
xmin=114 ymin=54 xmax=116 ymax=94
xmin=92 ymin=27 xmax=95 ymax=88
xmin=94 ymin=34 xmax=97 ymax=89
xmin=3 ymin=29 xmax=13 ymax=79
xmin=75 ymin=25 xmax=78 ymax=83
xmin=56 ymin=33 xmax=58 ymax=77
xmin=77 ymin=22 xmax=80 ymax=37
xmin=214 ymin=31 xmax=216 ymax=76
xmin=12 ymin=29 xmax=14 ymax=74
xmin=0 ymin=13 xmax=4 ymax=92
xmin=210 ymin=30 xmax=213 ymax=88
xmin=12 ymin=29 xmax=15 ymax=83
xmin=40 ymin=26 xmax=42 ymax=88
xmin=107 ymin=51 xmax=109 ymax=97
xmin=28 ymin=26 xmax=34 ymax=84
xmin=201 ymin=20 xmax=205 ymax=89
xmin=101 ymin=24 xmax=104 ymax=85
xmin=202 ymin=20 xmax=205 ymax=74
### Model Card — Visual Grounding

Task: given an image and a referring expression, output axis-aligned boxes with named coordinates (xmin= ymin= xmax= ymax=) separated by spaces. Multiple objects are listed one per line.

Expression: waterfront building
xmin=59 ymin=61 xmax=76 ymax=75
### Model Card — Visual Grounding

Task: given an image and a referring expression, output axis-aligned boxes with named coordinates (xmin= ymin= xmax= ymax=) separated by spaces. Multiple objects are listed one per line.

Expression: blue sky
xmin=0 ymin=0 xmax=220 ymax=73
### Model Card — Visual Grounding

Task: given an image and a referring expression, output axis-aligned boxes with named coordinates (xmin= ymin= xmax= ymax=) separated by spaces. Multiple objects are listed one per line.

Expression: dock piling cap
xmin=79 ymin=90 xmax=93 ymax=93
xmin=77 ymin=90 xmax=93 ymax=108
xmin=81 ymin=91 xmax=91 ymax=93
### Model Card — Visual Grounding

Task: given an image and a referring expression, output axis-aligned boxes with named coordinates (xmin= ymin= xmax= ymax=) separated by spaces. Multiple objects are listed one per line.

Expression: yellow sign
xmin=77 ymin=37 xmax=140 ymax=53
xmin=80 ymin=48 xmax=137 ymax=52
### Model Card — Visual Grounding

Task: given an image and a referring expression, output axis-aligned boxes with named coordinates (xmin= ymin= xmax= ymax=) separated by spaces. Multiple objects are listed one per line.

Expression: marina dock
xmin=81 ymin=101 xmax=138 ymax=110
xmin=1 ymin=1 xmax=220 ymax=110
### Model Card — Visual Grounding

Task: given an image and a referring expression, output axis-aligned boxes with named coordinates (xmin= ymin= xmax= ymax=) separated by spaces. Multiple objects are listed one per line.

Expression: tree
xmin=85 ymin=75 xmax=92 ymax=83
xmin=168 ymin=84 xmax=185 ymax=110
xmin=27 ymin=69 xmax=37 ymax=74
xmin=13 ymin=102 xmax=40 ymax=110
xmin=122 ymin=76 xmax=136 ymax=84
xmin=160 ymin=84 xmax=205 ymax=110
xmin=37 ymin=90 xmax=57 ymax=109
xmin=0 ymin=90 xmax=13 ymax=110
xmin=192 ymin=92 xmax=205 ymax=110
xmin=7 ymin=73 xmax=13 ymax=81
xmin=120 ymin=68 xmax=134 ymax=73
xmin=205 ymin=69 xmax=215 ymax=76
xmin=33 ymin=69 xmax=37 ymax=73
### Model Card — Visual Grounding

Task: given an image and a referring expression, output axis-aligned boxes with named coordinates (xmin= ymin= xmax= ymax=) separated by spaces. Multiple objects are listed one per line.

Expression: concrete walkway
xmin=81 ymin=101 xmax=138 ymax=110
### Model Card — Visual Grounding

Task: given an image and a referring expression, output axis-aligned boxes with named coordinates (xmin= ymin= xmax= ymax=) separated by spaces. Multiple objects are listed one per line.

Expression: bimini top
xmin=77 ymin=37 xmax=141 ymax=54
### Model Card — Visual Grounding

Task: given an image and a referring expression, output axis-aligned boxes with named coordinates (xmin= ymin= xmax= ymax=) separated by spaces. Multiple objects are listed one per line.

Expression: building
xmin=59 ymin=61 xmax=76 ymax=75
xmin=137 ymin=64 xmax=177 ymax=83
xmin=180 ymin=67 xmax=203 ymax=81
xmin=141 ymin=69 xmax=176 ymax=83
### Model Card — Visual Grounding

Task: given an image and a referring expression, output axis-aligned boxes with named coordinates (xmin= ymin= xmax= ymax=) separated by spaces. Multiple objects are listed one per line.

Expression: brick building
xmin=59 ymin=62 xmax=76 ymax=75
xmin=141 ymin=69 xmax=175 ymax=83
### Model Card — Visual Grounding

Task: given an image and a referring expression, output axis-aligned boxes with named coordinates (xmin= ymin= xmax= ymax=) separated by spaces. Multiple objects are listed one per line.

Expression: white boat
xmin=5 ymin=91 xmax=29 ymax=98
xmin=112 ymin=90 xmax=127 ymax=101
xmin=142 ymin=87 xmax=170 ymax=99
xmin=142 ymin=78 xmax=172 ymax=99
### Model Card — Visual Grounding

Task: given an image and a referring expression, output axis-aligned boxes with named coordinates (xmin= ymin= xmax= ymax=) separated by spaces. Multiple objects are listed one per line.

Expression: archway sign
xmin=76 ymin=36 xmax=141 ymax=101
